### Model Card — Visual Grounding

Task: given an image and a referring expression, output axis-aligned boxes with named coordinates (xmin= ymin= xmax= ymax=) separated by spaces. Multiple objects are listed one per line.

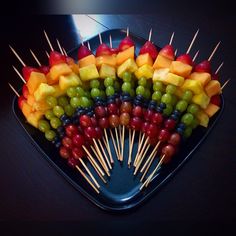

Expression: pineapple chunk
xmin=197 ymin=110 xmax=209 ymax=128
xmin=26 ymin=72 xmax=47 ymax=95
xmin=52 ymin=85 xmax=66 ymax=97
xmin=96 ymin=55 xmax=116 ymax=68
xmin=59 ymin=72 xmax=82 ymax=90
xmin=22 ymin=102 xmax=32 ymax=118
xmin=49 ymin=63 xmax=72 ymax=83
xmin=170 ymin=61 xmax=192 ymax=77
xmin=192 ymin=92 xmax=210 ymax=109
xmin=152 ymin=68 xmax=170 ymax=82
xmin=79 ymin=64 xmax=99 ymax=81
xmin=164 ymin=73 xmax=184 ymax=86
xmin=153 ymin=54 xmax=172 ymax=69
xmin=117 ymin=58 xmax=138 ymax=78
xmin=205 ymin=80 xmax=221 ymax=97
xmin=134 ymin=64 xmax=154 ymax=79
xmin=99 ymin=64 xmax=116 ymax=79
xmin=181 ymin=79 xmax=203 ymax=95
xmin=78 ymin=55 xmax=96 ymax=68
xmin=204 ymin=103 xmax=220 ymax=117
xmin=32 ymin=100 xmax=51 ymax=112
xmin=27 ymin=94 xmax=35 ymax=106
xmin=34 ymin=83 xmax=56 ymax=102
xmin=27 ymin=111 xmax=44 ymax=128
xmin=188 ymin=72 xmax=211 ymax=87
xmin=136 ymin=53 xmax=153 ymax=67
xmin=116 ymin=46 xmax=135 ymax=66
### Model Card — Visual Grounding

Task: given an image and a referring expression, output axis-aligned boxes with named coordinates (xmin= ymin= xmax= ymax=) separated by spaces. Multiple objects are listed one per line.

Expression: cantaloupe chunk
xmin=192 ymin=92 xmax=210 ymax=109
xmin=188 ymin=72 xmax=211 ymax=87
xmin=27 ymin=94 xmax=35 ymax=106
xmin=164 ymin=73 xmax=184 ymax=86
xmin=59 ymin=72 xmax=82 ymax=90
xmin=205 ymin=80 xmax=221 ymax=97
xmin=136 ymin=53 xmax=153 ymax=67
xmin=99 ymin=64 xmax=116 ymax=79
xmin=22 ymin=102 xmax=32 ymax=118
xmin=32 ymin=100 xmax=51 ymax=112
xmin=134 ymin=64 xmax=154 ymax=79
xmin=117 ymin=58 xmax=138 ymax=78
xmin=78 ymin=55 xmax=96 ymax=68
xmin=152 ymin=68 xmax=170 ymax=82
xmin=197 ymin=110 xmax=209 ymax=128
xmin=79 ymin=64 xmax=99 ymax=81
xmin=153 ymin=54 xmax=172 ymax=69
xmin=96 ymin=55 xmax=116 ymax=68
xmin=170 ymin=61 xmax=192 ymax=77
xmin=116 ymin=46 xmax=135 ymax=66
xmin=69 ymin=62 xmax=80 ymax=74
xmin=26 ymin=72 xmax=47 ymax=95
xmin=27 ymin=111 xmax=44 ymax=128
xmin=49 ymin=63 xmax=72 ymax=84
xmin=34 ymin=83 xmax=56 ymax=102
xmin=181 ymin=79 xmax=203 ymax=95
xmin=204 ymin=103 xmax=220 ymax=117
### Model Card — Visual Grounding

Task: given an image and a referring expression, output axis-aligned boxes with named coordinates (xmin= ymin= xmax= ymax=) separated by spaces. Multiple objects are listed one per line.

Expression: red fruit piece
xmin=49 ymin=51 xmax=66 ymax=67
xmin=151 ymin=112 xmax=163 ymax=125
xmin=109 ymin=114 xmax=120 ymax=127
xmin=39 ymin=65 xmax=50 ymax=75
xmin=158 ymin=129 xmax=170 ymax=142
xmin=96 ymin=43 xmax=112 ymax=57
xmin=161 ymin=144 xmax=175 ymax=164
xmin=159 ymin=45 xmax=175 ymax=60
xmin=176 ymin=54 xmax=193 ymax=66
xmin=72 ymin=147 xmax=85 ymax=160
xmin=168 ymin=133 xmax=181 ymax=146
xmin=132 ymin=106 xmax=143 ymax=117
xmin=59 ymin=146 xmax=71 ymax=159
xmin=22 ymin=66 xmax=40 ymax=82
xmin=18 ymin=95 xmax=26 ymax=109
xmin=141 ymin=121 xmax=150 ymax=133
xmin=194 ymin=60 xmax=211 ymax=73
xmin=146 ymin=124 xmax=160 ymax=138
xmin=120 ymin=101 xmax=132 ymax=114
xmin=120 ymin=112 xmax=130 ymax=126
xmin=67 ymin=158 xmax=79 ymax=169
xmin=66 ymin=56 xmax=75 ymax=65
xmin=90 ymin=116 xmax=98 ymax=127
xmin=22 ymin=84 xmax=29 ymax=99
xmin=130 ymin=117 xmax=142 ymax=131
xmin=110 ymin=48 xmax=119 ymax=54
xmin=139 ymin=41 xmax=158 ymax=60
xmin=144 ymin=109 xmax=154 ymax=122
xmin=78 ymin=45 xmax=92 ymax=60
xmin=98 ymin=117 xmax=109 ymax=129
xmin=210 ymin=95 xmax=221 ymax=106
xmin=95 ymin=127 xmax=103 ymax=139
xmin=118 ymin=36 xmax=135 ymax=51
xmin=211 ymin=73 xmax=219 ymax=80
xmin=72 ymin=134 xmax=85 ymax=147
xmin=79 ymin=115 xmax=92 ymax=128
xmin=107 ymin=103 xmax=118 ymax=115
xmin=164 ymin=119 xmax=176 ymax=131
xmin=62 ymin=136 xmax=73 ymax=149
xmin=95 ymin=106 xmax=107 ymax=118
xmin=65 ymin=124 xmax=78 ymax=137
xmin=84 ymin=126 xmax=97 ymax=140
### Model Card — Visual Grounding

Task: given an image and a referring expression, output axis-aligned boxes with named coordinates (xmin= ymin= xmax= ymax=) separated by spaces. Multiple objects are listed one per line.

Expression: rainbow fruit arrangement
xmin=9 ymin=29 xmax=226 ymax=193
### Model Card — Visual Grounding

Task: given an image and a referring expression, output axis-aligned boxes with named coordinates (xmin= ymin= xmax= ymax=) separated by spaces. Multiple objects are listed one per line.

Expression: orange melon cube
xmin=136 ymin=53 xmax=153 ymax=67
xmin=153 ymin=54 xmax=172 ymax=69
xmin=205 ymin=80 xmax=221 ymax=97
xmin=96 ymin=55 xmax=116 ymax=68
xmin=49 ymin=63 xmax=72 ymax=84
xmin=26 ymin=72 xmax=47 ymax=95
xmin=69 ymin=63 xmax=80 ymax=74
xmin=116 ymin=46 xmax=135 ymax=66
xmin=78 ymin=55 xmax=96 ymax=68
xmin=188 ymin=72 xmax=211 ymax=87
xmin=32 ymin=100 xmax=51 ymax=112
xmin=22 ymin=102 xmax=32 ymax=118
xmin=27 ymin=94 xmax=35 ymax=107
xmin=204 ymin=103 xmax=220 ymax=117
xmin=170 ymin=61 xmax=192 ymax=78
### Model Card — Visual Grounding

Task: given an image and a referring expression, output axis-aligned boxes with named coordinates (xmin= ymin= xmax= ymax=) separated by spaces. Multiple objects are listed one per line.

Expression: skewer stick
xmin=186 ymin=29 xmax=199 ymax=54
xmin=8 ymin=83 xmax=20 ymax=97
xmin=126 ymin=27 xmax=129 ymax=37
xmin=98 ymin=139 xmax=112 ymax=170
xmin=12 ymin=66 xmax=26 ymax=84
xmin=133 ymin=133 xmax=145 ymax=166
xmin=45 ymin=51 xmax=49 ymax=58
xmin=221 ymin=78 xmax=230 ymax=90
xmin=62 ymin=48 xmax=68 ymax=56
xmin=148 ymin=28 xmax=152 ymax=42
xmin=104 ymin=129 xmax=114 ymax=164
xmin=115 ymin=127 xmax=121 ymax=159
xmin=120 ymin=125 xmax=125 ymax=162
xmin=134 ymin=137 xmax=150 ymax=167
xmin=9 ymin=45 xmax=26 ymax=67
xmin=215 ymin=62 xmax=224 ymax=74
xmin=44 ymin=30 xmax=54 ymax=51
xmin=128 ymin=129 xmax=132 ymax=167
xmin=110 ymin=129 xmax=120 ymax=160
xmin=75 ymin=165 xmax=99 ymax=194
xmin=208 ymin=41 xmax=221 ymax=61
xmin=56 ymin=39 xmax=64 ymax=55
xmin=140 ymin=151 xmax=156 ymax=182
xmin=193 ymin=50 xmax=199 ymax=62
xmin=79 ymin=158 xmax=100 ymax=189
xmin=109 ymin=35 xmax=112 ymax=48
xmin=128 ymin=130 xmax=135 ymax=166
xmin=30 ymin=49 xmax=41 ymax=66
xmin=169 ymin=32 xmax=175 ymax=45
xmin=99 ymin=33 xmax=102 ymax=44
xmin=87 ymin=41 xmax=91 ymax=51
xmin=175 ymin=49 xmax=178 ymax=56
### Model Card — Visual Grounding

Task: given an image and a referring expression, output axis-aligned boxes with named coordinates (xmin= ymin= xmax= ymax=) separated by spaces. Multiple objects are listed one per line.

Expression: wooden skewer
xmin=148 ymin=28 xmax=152 ymax=42
xmin=9 ymin=45 xmax=26 ymax=67
xmin=118 ymin=125 xmax=122 ymax=160
xmin=30 ymin=49 xmax=41 ymax=66
xmin=45 ymin=51 xmax=49 ymax=58
xmin=56 ymin=39 xmax=64 ymax=55
xmin=99 ymin=33 xmax=102 ymax=44
xmin=133 ymin=133 xmax=145 ymax=166
xmin=87 ymin=41 xmax=91 ymax=51
xmin=186 ymin=29 xmax=199 ymax=54
xmin=169 ymin=32 xmax=175 ymax=45
xmin=126 ymin=27 xmax=129 ymax=37
xmin=12 ymin=66 xmax=26 ymax=83
xmin=208 ymin=41 xmax=221 ymax=61
xmin=79 ymin=34 xmax=84 ymax=46
xmin=193 ymin=50 xmax=200 ymax=62
xmin=128 ymin=130 xmax=135 ymax=167
xmin=8 ymin=83 xmax=20 ymax=97
xmin=44 ymin=30 xmax=54 ymax=51
xmin=109 ymin=35 xmax=112 ymax=48
xmin=75 ymin=165 xmax=99 ymax=194
xmin=98 ymin=139 xmax=112 ymax=170
xmin=134 ymin=137 xmax=150 ymax=167
xmin=221 ymin=78 xmax=230 ymax=90
xmin=215 ymin=61 xmax=224 ymax=74
xmin=115 ymin=127 xmax=121 ymax=160
xmin=110 ymin=129 xmax=120 ymax=160
xmin=104 ymin=129 xmax=114 ymax=164
xmin=128 ymin=129 xmax=132 ymax=167
xmin=62 ymin=47 xmax=68 ymax=56
xmin=120 ymin=125 xmax=125 ymax=162
xmin=175 ymin=49 xmax=178 ymax=56
xmin=79 ymin=158 xmax=100 ymax=189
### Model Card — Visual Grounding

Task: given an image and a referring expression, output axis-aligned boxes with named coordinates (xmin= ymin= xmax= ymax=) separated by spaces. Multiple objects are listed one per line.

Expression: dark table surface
xmin=0 ymin=12 xmax=236 ymax=235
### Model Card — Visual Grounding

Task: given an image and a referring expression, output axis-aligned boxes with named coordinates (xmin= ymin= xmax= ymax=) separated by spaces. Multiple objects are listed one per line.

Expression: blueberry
xmin=63 ymin=118 xmax=71 ymax=126
xmin=159 ymin=102 xmax=166 ymax=109
xmin=60 ymin=114 xmax=68 ymax=122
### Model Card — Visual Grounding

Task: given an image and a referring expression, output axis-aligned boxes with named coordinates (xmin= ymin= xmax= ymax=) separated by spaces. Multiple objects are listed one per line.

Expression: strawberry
xmin=49 ymin=51 xmax=66 ymax=67
xmin=39 ymin=65 xmax=50 ymax=75
xmin=110 ymin=47 xmax=119 ymax=55
xmin=22 ymin=84 xmax=29 ymax=99
xmin=210 ymin=95 xmax=221 ymax=106
xmin=159 ymin=45 xmax=175 ymax=60
xmin=139 ymin=41 xmax=158 ymax=60
xmin=18 ymin=95 xmax=26 ymax=109
xmin=211 ymin=73 xmax=219 ymax=80
xmin=176 ymin=54 xmax=193 ymax=65
xmin=96 ymin=43 xmax=112 ymax=57
xmin=118 ymin=36 xmax=134 ymax=51
xmin=194 ymin=60 xmax=211 ymax=73
xmin=78 ymin=45 xmax=92 ymax=60
xmin=22 ymin=66 xmax=40 ymax=82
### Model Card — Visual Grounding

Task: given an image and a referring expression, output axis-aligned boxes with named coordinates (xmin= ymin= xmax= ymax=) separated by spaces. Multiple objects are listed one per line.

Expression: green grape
xmin=130 ymin=89 xmax=135 ymax=97
xmin=106 ymin=86 xmax=115 ymax=96
xmin=144 ymin=88 xmax=151 ymax=99
xmin=67 ymin=87 xmax=77 ymax=98
xmin=114 ymin=80 xmax=120 ymax=91
xmin=38 ymin=120 xmax=50 ymax=133
xmin=104 ymin=77 xmax=114 ymax=87
xmin=83 ymin=90 xmax=91 ymax=98
xmin=181 ymin=113 xmax=194 ymax=126
xmin=64 ymin=104 xmax=75 ymax=116
xmin=53 ymin=105 xmax=65 ymax=118
xmin=50 ymin=117 xmax=62 ymax=129
xmin=187 ymin=104 xmax=200 ymax=115
xmin=122 ymin=71 xmax=132 ymax=82
xmin=122 ymin=82 xmax=132 ymax=93
xmin=45 ymin=110 xmax=55 ymax=120
xmin=46 ymin=96 xmax=57 ymax=107
xmin=161 ymin=93 xmax=172 ymax=104
xmin=146 ymin=80 xmax=152 ymax=89
xmin=183 ymin=127 xmax=192 ymax=138
xmin=190 ymin=117 xmax=199 ymax=129
xmin=171 ymin=95 xmax=178 ymax=106
xmin=80 ymin=96 xmax=90 ymax=108
xmin=91 ymin=88 xmax=101 ymax=98
xmin=100 ymin=90 xmax=106 ymax=99
xmin=136 ymin=85 xmax=145 ymax=96
xmin=138 ymin=77 xmax=147 ymax=87
xmin=163 ymin=104 xmax=173 ymax=116
xmin=166 ymin=84 xmax=177 ymax=94
xmin=70 ymin=97 xmax=80 ymax=108
xmin=152 ymin=91 xmax=162 ymax=102
xmin=182 ymin=90 xmax=193 ymax=102
xmin=45 ymin=130 xmax=56 ymax=141
xmin=176 ymin=100 xmax=188 ymax=112
xmin=153 ymin=81 xmax=164 ymax=92
xmin=58 ymin=96 xmax=69 ymax=107
xmin=90 ymin=79 xmax=100 ymax=88
xmin=76 ymin=86 xmax=85 ymax=97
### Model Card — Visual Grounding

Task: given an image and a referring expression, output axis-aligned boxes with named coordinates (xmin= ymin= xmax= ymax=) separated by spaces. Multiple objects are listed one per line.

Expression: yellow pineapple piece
xmin=188 ymin=72 xmax=211 ymax=87
xmin=96 ymin=55 xmax=116 ymax=68
xmin=26 ymin=72 xmax=47 ymax=95
xmin=49 ymin=63 xmax=72 ymax=83
xmin=32 ymin=100 xmax=51 ymax=112
xmin=52 ymin=85 xmax=66 ymax=97
xmin=116 ymin=46 xmax=135 ymax=66
xmin=27 ymin=94 xmax=35 ymax=106
xmin=170 ymin=61 xmax=192 ymax=77
xmin=78 ymin=55 xmax=96 ymax=68
xmin=59 ymin=72 xmax=82 ymax=90
xmin=192 ymin=92 xmax=210 ymax=109
xmin=99 ymin=64 xmax=116 ymax=79
xmin=204 ymin=103 xmax=220 ymax=117
xmin=197 ymin=110 xmax=209 ymax=128
xmin=153 ymin=54 xmax=172 ymax=69
xmin=164 ymin=73 xmax=184 ymax=86
xmin=134 ymin=64 xmax=154 ymax=79
xmin=152 ymin=68 xmax=170 ymax=82
xmin=79 ymin=64 xmax=99 ymax=81
xmin=136 ymin=53 xmax=153 ymax=67
xmin=117 ymin=58 xmax=138 ymax=78
xmin=27 ymin=111 xmax=44 ymax=128
xmin=181 ymin=79 xmax=203 ymax=95
xmin=34 ymin=83 xmax=56 ymax=102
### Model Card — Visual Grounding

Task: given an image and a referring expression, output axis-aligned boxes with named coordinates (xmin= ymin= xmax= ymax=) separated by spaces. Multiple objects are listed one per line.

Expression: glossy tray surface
xmin=12 ymin=29 xmax=224 ymax=212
